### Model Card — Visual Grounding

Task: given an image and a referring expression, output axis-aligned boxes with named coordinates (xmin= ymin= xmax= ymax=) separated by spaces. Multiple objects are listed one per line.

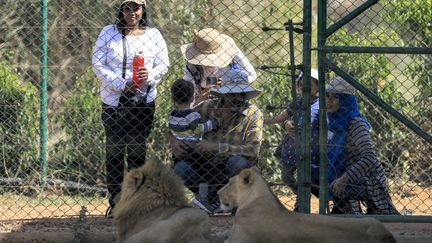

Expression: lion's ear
xmin=126 ymin=169 xmax=146 ymax=190
xmin=239 ymin=168 xmax=254 ymax=185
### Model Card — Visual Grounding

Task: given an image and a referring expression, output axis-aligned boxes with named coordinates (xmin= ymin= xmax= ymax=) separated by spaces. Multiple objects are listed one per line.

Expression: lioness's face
xmin=218 ymin=177 xmax=239 ymax=211
xmin=218 ymin=168 xmax=255 ymax=212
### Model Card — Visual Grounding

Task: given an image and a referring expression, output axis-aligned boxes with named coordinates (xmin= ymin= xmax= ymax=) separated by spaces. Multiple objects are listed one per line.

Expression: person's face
xmin=326 ymin=93 xmax=340 ymax=113
xmin=202 ymin=66 xmax=217 ymax=78
xmin=296 ymin=78 xmax=318 ymax=96
xmin=221 ymin=93 xmax=248 ymax=112
xmin=122 ymin=3 xmax=143 ymax=27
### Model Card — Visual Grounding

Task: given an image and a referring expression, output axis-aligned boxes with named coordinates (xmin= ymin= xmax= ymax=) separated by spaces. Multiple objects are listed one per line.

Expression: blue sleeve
xmin=310 ymin=99 xmax=320 ymax=124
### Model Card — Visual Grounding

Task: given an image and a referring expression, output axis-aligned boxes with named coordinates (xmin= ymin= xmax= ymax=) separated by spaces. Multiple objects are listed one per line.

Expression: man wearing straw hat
xmin=171 ymin=69 xmax=263 ymax=213
xmin=181 ymin=28 xmax=257 ymax=104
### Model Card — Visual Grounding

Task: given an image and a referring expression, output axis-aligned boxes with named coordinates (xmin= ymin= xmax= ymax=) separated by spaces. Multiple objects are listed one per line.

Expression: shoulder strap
xmin=121 ymin=29 xmax=127 ymax=79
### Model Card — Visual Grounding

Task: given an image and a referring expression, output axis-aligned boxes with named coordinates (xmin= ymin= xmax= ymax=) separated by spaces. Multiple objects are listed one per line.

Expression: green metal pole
xmin=319 ymin=46 xmax=432 ymax=55
xmin=40 ymin=0 xmax=48 ymax=187
xmin=298 ymin=0 xmax=312 ymax=214
xmin=287 ymin=20 xmax=301 ymax=178
xmin=326 ymin=0 xmax=378 ymax=37
xmin=328 ymin=61 xmax=432 ymax=144
xmin=317 ymin=0 xmax=329 ymax=215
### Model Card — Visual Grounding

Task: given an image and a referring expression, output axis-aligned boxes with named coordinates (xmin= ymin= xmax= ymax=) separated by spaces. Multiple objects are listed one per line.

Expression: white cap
xmin=297 ymin=68 xmax=319 ymax=83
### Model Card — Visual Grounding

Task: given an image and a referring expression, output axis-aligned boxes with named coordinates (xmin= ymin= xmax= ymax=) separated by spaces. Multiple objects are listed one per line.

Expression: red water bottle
xmin=132 ymin=51 xmax=145 ymax=87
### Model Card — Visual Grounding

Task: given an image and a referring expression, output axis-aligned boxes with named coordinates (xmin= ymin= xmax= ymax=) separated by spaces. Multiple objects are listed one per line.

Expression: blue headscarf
xmin=327 ymin=94 xmax=370 ymax=197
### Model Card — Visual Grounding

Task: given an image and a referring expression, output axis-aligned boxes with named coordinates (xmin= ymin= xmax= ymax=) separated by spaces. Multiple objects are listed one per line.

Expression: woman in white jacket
xmin=92 ymin=0 xmax=169 ymax=217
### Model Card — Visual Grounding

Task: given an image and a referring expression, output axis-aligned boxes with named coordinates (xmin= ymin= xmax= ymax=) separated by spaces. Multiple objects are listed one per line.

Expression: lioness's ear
xmin=251 ymin=166 xmax=260 ymax=173
xmin=239 ymin=168 xmax=253 ymax=185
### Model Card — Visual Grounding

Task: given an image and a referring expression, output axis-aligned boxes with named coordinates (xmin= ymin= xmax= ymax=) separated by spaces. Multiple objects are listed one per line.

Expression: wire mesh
xmin=0 ymin=0 xmax=430 ymax=224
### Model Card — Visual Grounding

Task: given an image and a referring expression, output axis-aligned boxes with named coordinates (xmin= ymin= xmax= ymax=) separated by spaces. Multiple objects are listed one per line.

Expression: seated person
xmin=170 ymin=70 xmax=263 ymax=213
xmin=264 ymin=69 xmax=320 ymax=210
xmin=325 ymin=76 xmax=399 ymax=215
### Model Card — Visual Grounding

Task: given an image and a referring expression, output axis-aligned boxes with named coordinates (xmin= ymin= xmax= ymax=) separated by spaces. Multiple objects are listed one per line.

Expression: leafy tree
xmin=384 ymin=0 xmax=432 ymax=183
xmin=51 ymin=68 xmax=105 ymax=185
xmin=0 ymin=62 xmax=39 ymax=178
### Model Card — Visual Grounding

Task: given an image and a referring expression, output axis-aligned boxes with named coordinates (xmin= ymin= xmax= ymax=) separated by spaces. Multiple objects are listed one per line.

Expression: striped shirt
xmin=168 ymin=109 xmax=218 ymax=142
xmin=198 ymin=100 xmax=263 ymax=162
xmin=344 ymin=117 xmax=398 ymax=214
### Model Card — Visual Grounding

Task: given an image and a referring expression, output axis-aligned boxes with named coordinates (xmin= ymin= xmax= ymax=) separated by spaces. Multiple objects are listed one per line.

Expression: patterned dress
xmin=343 ymin=117 xmax=399 ymax=214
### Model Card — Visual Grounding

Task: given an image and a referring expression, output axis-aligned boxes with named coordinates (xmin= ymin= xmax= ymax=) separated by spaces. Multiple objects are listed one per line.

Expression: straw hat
xmin=325 ymin=76 xmax=356 ymax=95
xmin=181 ymin=28 xmax=238 ymax=67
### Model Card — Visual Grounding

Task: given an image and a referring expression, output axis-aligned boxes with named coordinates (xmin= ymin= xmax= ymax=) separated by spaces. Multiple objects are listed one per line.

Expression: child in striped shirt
xmin=169 ymin=79 xmax=219 ymax=152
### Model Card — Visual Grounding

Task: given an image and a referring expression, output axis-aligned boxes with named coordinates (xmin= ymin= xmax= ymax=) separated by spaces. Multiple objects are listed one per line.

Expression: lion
xmin=113 ymin=160 xmax=211 ymax=243
xmin=218 ymin=167 xmax=397 ymax=243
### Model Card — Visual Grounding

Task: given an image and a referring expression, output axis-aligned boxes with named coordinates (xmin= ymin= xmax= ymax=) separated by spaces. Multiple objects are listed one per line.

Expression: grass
xmin=0 ymin=192 xmax=106 ymax=208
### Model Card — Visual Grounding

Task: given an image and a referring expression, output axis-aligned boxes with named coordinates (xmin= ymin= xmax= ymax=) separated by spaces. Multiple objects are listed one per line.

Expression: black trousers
xmin=101 ymin=100 xmax=155 ymax=207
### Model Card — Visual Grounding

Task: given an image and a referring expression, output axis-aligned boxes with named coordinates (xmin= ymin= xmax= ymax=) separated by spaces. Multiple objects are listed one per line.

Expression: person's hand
xmin=169 ymin=134 xmax=187 ymax=159
xmin=284 ymin=120 xmax=296 ymax=138
xmin=196 ymin=140 xmax=219 ymax=155
xmin=195 ymin=86 xmax=213 ymax=104
xmin=330 ymin=174 xmax=349 ymax=198
xmin=136 ymin=67 xmax=148 ymax=86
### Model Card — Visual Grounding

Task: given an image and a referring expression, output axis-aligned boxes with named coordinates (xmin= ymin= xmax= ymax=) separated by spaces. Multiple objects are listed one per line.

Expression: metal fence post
xmin=40 ymin=0 xmax=48 ymax=187
xmin=297 ymin=0 xmax=312 ymax=214
xmin=317 ymin=0 xmax=330 ymax=215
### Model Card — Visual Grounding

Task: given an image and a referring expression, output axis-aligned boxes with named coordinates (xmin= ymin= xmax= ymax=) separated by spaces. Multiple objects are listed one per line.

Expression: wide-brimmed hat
xmin=211 ymin=82 xmax=261 ymax=99
xmin=181 ymin=28 xmax=238 ymax=67
xmin=326 ymin=76 xmax=356 ymax=95
xmin=221 ymin=67 xmax=248 ymax=83
xmin=121 ymin=0 xmax=146 ymax=6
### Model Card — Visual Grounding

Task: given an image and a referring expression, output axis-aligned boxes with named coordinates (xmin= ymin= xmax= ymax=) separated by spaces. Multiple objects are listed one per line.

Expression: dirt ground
xmin=0 ymin=216 xmax=431 ymax=243
xmin=0 ymin=185 xmax=431 ymax=242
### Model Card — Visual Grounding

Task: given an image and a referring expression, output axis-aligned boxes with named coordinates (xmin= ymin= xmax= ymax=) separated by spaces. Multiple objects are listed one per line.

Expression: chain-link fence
xmin=0 ymin=0 xmax=431 ymax=227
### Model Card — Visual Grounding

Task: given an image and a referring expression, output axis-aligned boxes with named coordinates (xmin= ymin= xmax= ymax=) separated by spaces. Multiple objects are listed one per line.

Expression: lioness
xmin=218 ymin=167 xmax=396 ymax=243
xmin=113 ymin=160 xmax=211 ymax=243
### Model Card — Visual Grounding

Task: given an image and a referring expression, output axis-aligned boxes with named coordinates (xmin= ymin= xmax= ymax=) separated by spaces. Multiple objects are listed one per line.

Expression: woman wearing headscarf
xmin=92 ymin=0 xmax=169 ymax=217
xmin=181 ymin=28 xmax=257 ymax=104
xmin=325 ymin=77 xmax=399 ymax=215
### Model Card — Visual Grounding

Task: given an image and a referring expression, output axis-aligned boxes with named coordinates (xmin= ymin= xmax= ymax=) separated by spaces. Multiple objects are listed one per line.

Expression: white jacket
xmin=92 ymin=25 xmax=169 ymax=106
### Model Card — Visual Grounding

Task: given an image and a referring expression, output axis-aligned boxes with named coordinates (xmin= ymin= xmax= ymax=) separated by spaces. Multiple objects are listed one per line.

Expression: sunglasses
xmin=123 ymin=5 xmax=143 ymax=13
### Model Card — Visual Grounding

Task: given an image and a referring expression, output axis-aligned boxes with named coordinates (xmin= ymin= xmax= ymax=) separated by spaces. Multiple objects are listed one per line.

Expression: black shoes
xmin=105 ymin=205 xmax=114 ymax=218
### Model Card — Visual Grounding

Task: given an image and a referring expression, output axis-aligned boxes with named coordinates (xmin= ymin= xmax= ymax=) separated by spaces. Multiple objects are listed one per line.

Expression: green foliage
xmin=384 ymin=0 xmax=432 ymax=182
xmin=51 ymin=68 xmax=105 ymax=184
xmin=1 ymin=0 xmax=430 ymax=187
xmin=0 ymin=62 xmax=39 ymax=178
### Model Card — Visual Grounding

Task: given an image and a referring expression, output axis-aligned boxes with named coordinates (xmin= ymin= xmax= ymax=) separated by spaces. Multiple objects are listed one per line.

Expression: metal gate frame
xmin=295 ymin=0 xmax=432 ymax=222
